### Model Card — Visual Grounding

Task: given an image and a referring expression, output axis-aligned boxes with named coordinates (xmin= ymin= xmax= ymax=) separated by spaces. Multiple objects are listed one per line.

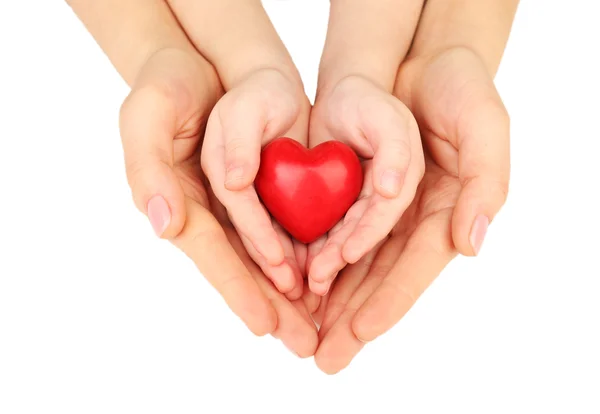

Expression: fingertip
xmin=375 ymin=168 xmax=405 ymax=199
xmin=314 ymin=318 xmax=364 ymax=375
xmin=469 ymin=214 xmax=489 ymax=256
xmin=309 ymin=278 xmax=331 ymax=297
xmin=251 ymin=305 xmax=278 ymax=337
xmin=285 ymin=284 xmax=304 ymax=301
xmin=341 ymin=242 xmax=362 ymax=265
xmin=270 ymin=262 xmax=297 ymax=295
xmin=264 ymin=242 xmax=286 ymax=267
xmin=351 ymin=309 xmax=379 ymax=343
xmin=308 ymin=254 xmax=328 ymax=283
xmin=135 ymin=168 xmax=186 ymax=240
xmin=285 ymin=263 xmax=305 ymax=300
xmin=224 ymin=164 xmax=256 ymax=191
xmin=147 ymin=195 xmax=172 ymax=238
xmin=452 ymin=176 xmax=506 ymax=257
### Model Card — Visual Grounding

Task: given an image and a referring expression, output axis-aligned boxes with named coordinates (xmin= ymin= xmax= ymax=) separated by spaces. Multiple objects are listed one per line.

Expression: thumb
xmin=367 ymin=103 xmax=419 ymax=198
xmin=119 ymin=85 xmax=186 ymax=239
xmin=452 ymin=92 xmax=510 ymax=256
xmin=218 ymin=98 xmax=264 ymax=191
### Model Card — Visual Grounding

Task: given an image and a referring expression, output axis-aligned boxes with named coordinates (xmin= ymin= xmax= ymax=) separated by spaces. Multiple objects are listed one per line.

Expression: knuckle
xmin=124 ymin=158 xmax=149 ymax=198
xmin=386 ymin=137 xmax=412 ymax=167
xmin=225 ymin=137 xmax=249 ymax=163
xmin=178 ymin=217 xmax=223 ymax=251
xmin=224 ymin=93 xmax=257 ymax=119
xmin=120 ymin=84 xmax=175 ymax=124
xmin=388 ymin=281 xmax=417 ymax=308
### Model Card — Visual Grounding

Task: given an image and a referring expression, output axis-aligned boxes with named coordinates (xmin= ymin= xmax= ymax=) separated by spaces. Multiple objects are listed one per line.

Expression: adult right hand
xmin=120 ymin=48 xmax=318 ymax=357
xmin=67 ymin=0 xmax=318 ymax=357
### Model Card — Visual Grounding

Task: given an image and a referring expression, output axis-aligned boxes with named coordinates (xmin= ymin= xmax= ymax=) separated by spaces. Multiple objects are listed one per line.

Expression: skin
xmin=307 ymin=0 xmax=427 ymax=295
xmin=66 ymin=0 xmax=319 ymax=357
xmin=165 ymin=0 xmax=313 ymax=298
xmin=67 ymin=0 xmax=519 ymax=372
xmin=313 ymin=0 xmax=519 ymax=374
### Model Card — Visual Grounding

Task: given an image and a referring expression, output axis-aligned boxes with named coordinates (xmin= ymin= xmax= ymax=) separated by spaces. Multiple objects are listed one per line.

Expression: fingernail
xmin=380 ymin=169 xmax=403 ymax=196
xmin=147 ymin=195 xmax=171 ymax=237
xmin=225 ymin=165 xmax=245 ymax=186
xmin=469 ymin=214 xmax=489 ymax=255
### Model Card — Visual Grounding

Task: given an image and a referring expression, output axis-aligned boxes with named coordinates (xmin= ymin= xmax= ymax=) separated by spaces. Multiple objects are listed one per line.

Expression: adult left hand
xmin=313 ymin=46 xmax=510 ymax=374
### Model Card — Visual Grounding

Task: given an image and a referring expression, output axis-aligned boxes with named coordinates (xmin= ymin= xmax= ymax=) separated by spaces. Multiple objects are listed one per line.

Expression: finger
xmin=290 ymin=299 xmax=315 ymax=328
xmin=171 ymin=198 xmax=277 ymax=337
xmin=119 ymin=51 xmax=217 ymax=239
xmin=315 ymin=311 xmax=364 ymax=375
xmin=341 ymin=156 xmax=421 ymax=264
xmin=306 ymin=235 xmax=327 ymax=276
xmin=318 ymin=247 xmax=379 ymax=340
xmin=224 ymin=223 xmax=318 ymax=358
xmin=215 ymin=82 xmax=304 ymax=190
xmin=302 ymin=283 xmax=322 ymax=315
xmin=275 ymin=223 xmax=305 ymax=300
xmin=293 ymin=241 xmax=308 ymax=277
xmin=238 ymin=231 xmax=296 ymax=295
xmin=201 ymin=129 xmax=284 ymax=264
xmin=318 ymin=236 xmax=399 ymax=340
xmin=352 ymin=210 xmax=457 ymax=343
xmin=120 ymin=86 xmax=184 ymax=239
xmin=452 ymin=89 xmax=510 ymax=256
xmin=252 ymin=267 xmax=319 ymax=359
xmin=222 ymin=113 xmax=264 ymax=191
xmin=314 ymin=239 xmax=392 ymax=375
xmin=311 ymin=291 xmax=330 ymax=328
xmin=308 ymin=200 xmax=367 ymax=285
xmin=362 ymin=100 xmax=419 ymax=198
xmin=201 ymin=78 xmax=308 ymax=266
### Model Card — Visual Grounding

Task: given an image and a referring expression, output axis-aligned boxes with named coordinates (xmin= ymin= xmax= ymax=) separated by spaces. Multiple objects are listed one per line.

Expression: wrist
xmin=317 ymin=0 xmax=424 ymax=95
xmin=317 ymin=50 xmax=398 ymax=97
xmin=186 ymin=0 xmax=299 ymax=90
xmin=408 ymin=0 xmax=520 ymax=76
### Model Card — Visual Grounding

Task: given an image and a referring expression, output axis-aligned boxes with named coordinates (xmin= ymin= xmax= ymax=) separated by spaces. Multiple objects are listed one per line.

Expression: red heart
xmin=255 ymin=137 xmax=363 ymax=244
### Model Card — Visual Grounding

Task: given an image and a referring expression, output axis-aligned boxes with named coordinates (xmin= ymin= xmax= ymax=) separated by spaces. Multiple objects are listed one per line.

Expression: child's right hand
xmin=201 ymin=68 xmax=310 ymax=299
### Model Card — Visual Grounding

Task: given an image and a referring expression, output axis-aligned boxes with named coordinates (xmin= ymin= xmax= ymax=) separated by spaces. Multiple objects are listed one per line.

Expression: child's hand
xmin=307 ymin=75 xmax=425 ymax=295
xmin=201 ymin=68 xmax=310 ymax=298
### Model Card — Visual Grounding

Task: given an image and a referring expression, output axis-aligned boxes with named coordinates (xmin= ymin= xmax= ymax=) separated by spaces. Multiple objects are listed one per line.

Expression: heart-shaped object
xmin=255 ymin=137 xmax=363 ymax=244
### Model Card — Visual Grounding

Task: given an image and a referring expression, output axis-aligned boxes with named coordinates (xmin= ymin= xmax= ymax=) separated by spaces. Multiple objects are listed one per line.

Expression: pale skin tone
xmin=67 ymin=0 xmax=519 ymax=373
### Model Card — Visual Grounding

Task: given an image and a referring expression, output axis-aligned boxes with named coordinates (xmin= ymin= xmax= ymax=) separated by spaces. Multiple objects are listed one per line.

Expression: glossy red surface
xmin=255 ymin=137 xmax=363 ymax=244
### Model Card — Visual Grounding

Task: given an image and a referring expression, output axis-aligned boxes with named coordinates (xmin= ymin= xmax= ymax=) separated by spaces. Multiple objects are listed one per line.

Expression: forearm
xmin=318 ymin=0 xmax=425 ymax=93
xmin=165 ymin=0 xmax=300 ymax=89
xmin=409 ymin=0 xmax=520 ymax=76
xmin=66 ymin=0 xmax=200 ymax=85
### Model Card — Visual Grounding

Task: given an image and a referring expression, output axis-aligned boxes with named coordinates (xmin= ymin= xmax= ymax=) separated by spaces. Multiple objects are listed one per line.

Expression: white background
xmin=1 ymin=1 xmax=599 ymax=413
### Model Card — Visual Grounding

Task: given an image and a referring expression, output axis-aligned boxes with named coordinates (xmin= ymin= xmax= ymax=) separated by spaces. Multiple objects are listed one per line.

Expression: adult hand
xmin=166 ymin=0 xmax=312 ymax=298
xmin=67 ymin=0 xmax=319 ymax=356
xmin=120 ymin=48 xmax=318 ymax=357
xmin=314 ymin=46 xmax=510 ymax=374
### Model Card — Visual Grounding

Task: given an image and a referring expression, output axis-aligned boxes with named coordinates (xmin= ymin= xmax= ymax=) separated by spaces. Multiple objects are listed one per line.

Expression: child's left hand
xmin=307 ymin=75 xmax=425 ymax=295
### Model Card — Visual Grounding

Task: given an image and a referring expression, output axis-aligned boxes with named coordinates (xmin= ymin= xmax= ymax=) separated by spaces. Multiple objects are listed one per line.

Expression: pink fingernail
xmin=469 ymin=214 xmax=489 ymax=255
xmin=147 ymin=195 xmax=171 ymax=237
xmin=380 ymin=169 xmax=403 ymax=196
